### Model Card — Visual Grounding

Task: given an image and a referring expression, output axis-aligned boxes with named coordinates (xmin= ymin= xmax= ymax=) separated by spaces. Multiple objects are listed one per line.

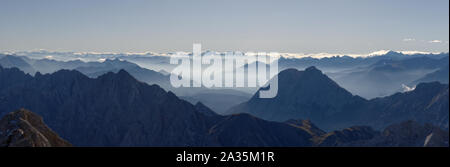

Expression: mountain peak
xmin=117 ymin=68 xmax=129 ymax=75
xmin=305 ymin=66 xmax=321 ymax=73
xmin=98 ymin=69 xmax=136 ymax=81
xmin=229 ymin=66 xmax=367 ymax=131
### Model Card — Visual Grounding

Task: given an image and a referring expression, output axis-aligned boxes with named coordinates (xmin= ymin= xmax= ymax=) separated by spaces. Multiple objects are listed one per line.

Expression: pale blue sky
xmin=0 ymin=0 xmax=448 ymax=53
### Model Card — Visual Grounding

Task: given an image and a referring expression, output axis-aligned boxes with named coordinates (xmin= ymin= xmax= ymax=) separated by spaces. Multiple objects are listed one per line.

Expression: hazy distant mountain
xmin=276 ymin=52 xmax=450 ymax=99
xmin=331 ymin=55 xmax=449 ymax=99
xmin=0 ymin=55 xmax=36 ymax=74
xmin=411 ymin=65 xmax=449 ymax=85
xmin=27 ymin=58 xmax=89 ymax=74
xmin=370 ymin=56 xmax=448 ymax=72
xmin=0 ymin=109 xmax=71 ymax=147
xmin=117 ymin=54 xmax=175 ymax=72
xmin=227 ymin=67 xmax=367 ymax=131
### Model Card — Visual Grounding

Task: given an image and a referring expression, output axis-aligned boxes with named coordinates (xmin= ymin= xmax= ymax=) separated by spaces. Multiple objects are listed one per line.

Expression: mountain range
xmin=0 ymin=65 xmax=448 ymax=146
xmin=0 ymin=65 xmax=315 ymax=146
xmin=0 ymin=54 xmax=252 ymax=114
xmin=0 ymin=51 xmax=448 ymax=147
xmin=329 ymin=55 xmax=449 ymax=98
xmin=2 ymin=51 xmax=449 ymax=100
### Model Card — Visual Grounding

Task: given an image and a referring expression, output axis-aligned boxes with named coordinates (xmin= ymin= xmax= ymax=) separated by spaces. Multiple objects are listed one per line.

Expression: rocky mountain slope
xmin=0 ymin=109 xmax=71 ymax=147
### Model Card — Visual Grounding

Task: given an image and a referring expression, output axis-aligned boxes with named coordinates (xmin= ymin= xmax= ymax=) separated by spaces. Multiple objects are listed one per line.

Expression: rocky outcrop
xmin=0 ymin=109 xmax=71 ymax=147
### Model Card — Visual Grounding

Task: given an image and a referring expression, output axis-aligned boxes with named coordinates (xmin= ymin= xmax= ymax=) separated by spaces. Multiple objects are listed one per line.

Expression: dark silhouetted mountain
xmin=0 ymin=109 xmax=71 ymax=147
xmin=227 ymin=67 xmax=367 ymax=131
xmin=279 ymin=55 xmax=371 ymax=71
xmin=363 ymin=82 xmax=449 ymax=130
xmin=74 ymin=58 xmax=142 ymax=77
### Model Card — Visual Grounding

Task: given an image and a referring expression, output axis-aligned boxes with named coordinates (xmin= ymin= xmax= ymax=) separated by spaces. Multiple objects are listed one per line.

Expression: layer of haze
xmin=0 ymin=0 xmax=448 ymax=54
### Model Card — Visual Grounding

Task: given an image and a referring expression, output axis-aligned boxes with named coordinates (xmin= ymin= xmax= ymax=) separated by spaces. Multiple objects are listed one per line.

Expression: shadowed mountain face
xmin=0 ymin=66 xmax=314 ymax=146
xmin=0 ymin=55 xmax=36 ymax=74
xmin=228 ymin=67 xmax=368 ymax=131
xmin=228 ymin=67 xmax=449 ymax=131
xmin=0 ymin=109 xmax=71 ymax=147
xmin=208 ymin=113 xmax=313 ymax=146
xmin=331 ymin=56 xmax=449 ymax=99
xmin=411 ymin=65 xmax=449 ymax=86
